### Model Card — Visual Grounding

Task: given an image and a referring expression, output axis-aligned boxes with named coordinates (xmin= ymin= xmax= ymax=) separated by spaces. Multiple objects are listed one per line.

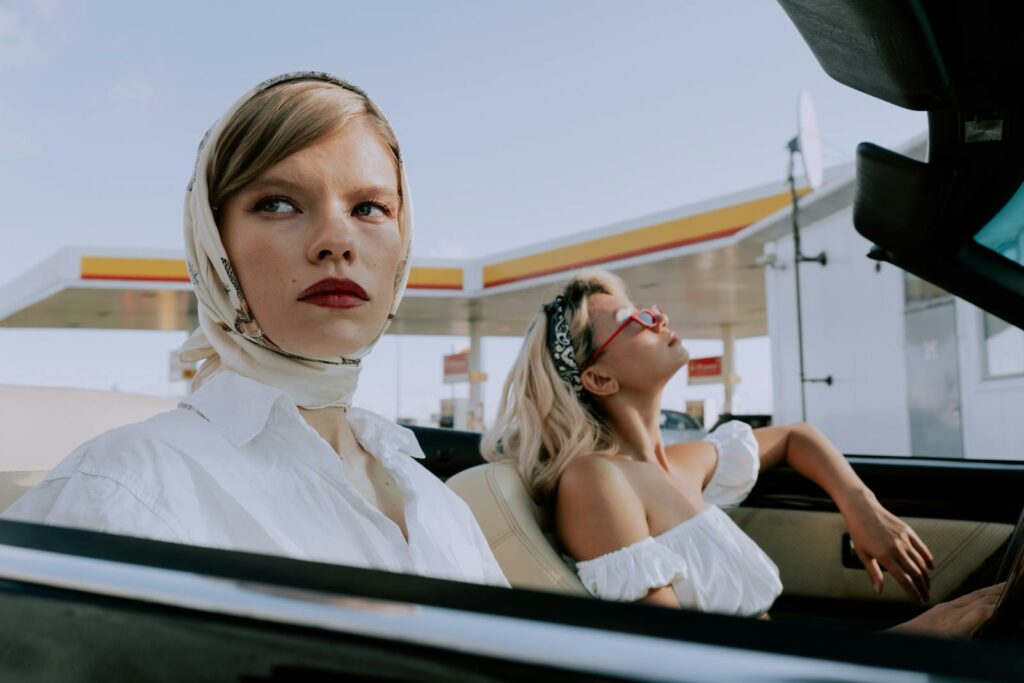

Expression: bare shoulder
xmin=665 ymin=439 xmax=719 ymax=489
xmin=557 ymin=455 xmax=638 ymax=512
xmin=555 ymin=455 xmax=650 ymax=562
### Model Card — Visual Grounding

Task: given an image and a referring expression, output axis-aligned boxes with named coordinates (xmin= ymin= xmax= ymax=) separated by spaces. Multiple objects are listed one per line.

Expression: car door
xmin=729 ymin=456 xmax=1022 ymax=628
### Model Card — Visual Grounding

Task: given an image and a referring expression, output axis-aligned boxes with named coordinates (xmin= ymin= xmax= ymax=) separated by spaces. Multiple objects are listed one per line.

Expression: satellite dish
xmin=797 ymin=91 xmax=824 ymax=190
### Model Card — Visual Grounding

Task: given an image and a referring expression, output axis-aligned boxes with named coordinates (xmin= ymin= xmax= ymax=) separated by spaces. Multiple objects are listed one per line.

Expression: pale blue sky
xmin=0 ymin=1 xmax=925 ymax=424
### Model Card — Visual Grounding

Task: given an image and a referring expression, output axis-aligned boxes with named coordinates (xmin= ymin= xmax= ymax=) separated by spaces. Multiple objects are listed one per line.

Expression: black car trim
xmin=411 ymin=423 xmax=1024 ymax=524
xmin=0 ymin=520 xmax=1021 ymax=681
xmin=745 ymin=455 xmax=1024 ymax=524
xmin=0 ymin=577 xmax=617 ymax=683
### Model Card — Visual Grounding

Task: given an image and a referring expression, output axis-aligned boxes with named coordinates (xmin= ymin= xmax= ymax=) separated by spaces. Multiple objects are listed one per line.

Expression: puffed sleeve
xmin=701 ymin=421 xmax=760 ymax=510
xmin=574 ymin=537 xmax=689 ymax=602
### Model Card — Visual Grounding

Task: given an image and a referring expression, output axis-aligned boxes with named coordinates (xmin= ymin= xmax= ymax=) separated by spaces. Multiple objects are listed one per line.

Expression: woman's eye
xmin=254 ymin=197 xmax=298 ymax=214
xmin=353 ymin=202 xmax=388 ymax=218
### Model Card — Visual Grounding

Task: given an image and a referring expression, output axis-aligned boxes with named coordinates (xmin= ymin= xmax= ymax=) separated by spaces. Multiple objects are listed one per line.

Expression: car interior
xmin=2 ymin=383 xmax=1022 ymax=634
xmin=3 ymin=0 xmax=1024 ymax=679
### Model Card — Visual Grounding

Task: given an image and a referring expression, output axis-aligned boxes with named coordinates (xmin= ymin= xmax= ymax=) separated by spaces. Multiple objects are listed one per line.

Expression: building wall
xmin=766 ymin=206 xmax=1024 ymax=460
xmin=955 ymin=298 xmax=1024 ymax=461
xmin=765 ymin=207 xmax=912 ymax=456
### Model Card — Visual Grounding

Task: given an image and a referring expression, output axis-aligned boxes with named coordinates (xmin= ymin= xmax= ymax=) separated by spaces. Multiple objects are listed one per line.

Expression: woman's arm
xmin=753 ymin=423 xmax=935 ymax=602
xmin=752 ymin=423 xmax=868 ymax=504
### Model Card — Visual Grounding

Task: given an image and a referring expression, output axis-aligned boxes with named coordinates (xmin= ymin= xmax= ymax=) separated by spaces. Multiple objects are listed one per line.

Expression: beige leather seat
xmin=447 ymin=461 xmax=588 ymax=595
xmin=0 ymin=384 xmax=179 ymax=513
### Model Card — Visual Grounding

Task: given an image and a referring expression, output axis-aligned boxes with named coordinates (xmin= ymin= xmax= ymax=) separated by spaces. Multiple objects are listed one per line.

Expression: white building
xmin=761 ymin=135 xmax=1024 ymax=460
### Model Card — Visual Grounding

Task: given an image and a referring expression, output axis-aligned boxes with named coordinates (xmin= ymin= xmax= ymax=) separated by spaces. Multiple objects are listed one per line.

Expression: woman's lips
xmin=298 ymin=277 xmax=369 ymax=310
xmin=668 ymin=332 xmax=679 ymax=346
xmin=300 ymin=293 xmax=367 ymax=309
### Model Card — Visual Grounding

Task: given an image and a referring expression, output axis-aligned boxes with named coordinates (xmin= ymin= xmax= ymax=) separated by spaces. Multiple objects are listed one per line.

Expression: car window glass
xmin=983 ymin=312 xmax=1024 ymax=378
xmin=975 ymin=182 xmax=1024 ymax=268
xmin=680 ymin=414 xmax=700 ymax=431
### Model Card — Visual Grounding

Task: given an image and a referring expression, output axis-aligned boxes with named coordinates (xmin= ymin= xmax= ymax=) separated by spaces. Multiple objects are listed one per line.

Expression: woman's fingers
xmin=898 ymin=547 xmax=931 ymax=601
xmin=969 ymin=583 xmax=1007 ymax=606
xmin=899 ymin=569 xmax=927 ymax=603
xmin=908 ymin=530 xmax=935 ymax=570
xmin=884 ymin=554 xmax=926 ymax=602
xmin=947 ymin=582 xmax=1006 ymax=626
xmin=952 ymin=582 xmax=1005 ymax=607
xmin=903 ymin=545 xmax=931 ymax=591
xmin=860 ymin=553 xmax=885 ymax=594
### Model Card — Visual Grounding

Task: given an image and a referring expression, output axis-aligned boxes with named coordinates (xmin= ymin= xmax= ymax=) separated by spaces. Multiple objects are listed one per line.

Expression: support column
xmin=722 ymin=325 xmax=736 ymax=415
xmin=185 ymin=294 xmax=200 ymax=333
xmin=468 ymin=321 xmax=485 ymax=432
xmin=181 ymin=295 xmax=201 ymax=393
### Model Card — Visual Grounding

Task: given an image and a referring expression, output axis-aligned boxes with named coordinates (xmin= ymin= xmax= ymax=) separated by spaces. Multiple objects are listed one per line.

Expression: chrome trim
xmin=0 ymin=544 xmax=929 ymax=682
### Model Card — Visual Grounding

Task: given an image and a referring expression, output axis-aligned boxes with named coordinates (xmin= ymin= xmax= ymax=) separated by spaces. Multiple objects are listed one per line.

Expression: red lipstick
xmin=298 ymin=277 xmax=369 ymax=310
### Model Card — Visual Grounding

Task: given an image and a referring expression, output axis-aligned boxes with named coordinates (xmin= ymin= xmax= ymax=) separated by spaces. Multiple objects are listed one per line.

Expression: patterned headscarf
xmin=543 ymin=296 xmax=585 ymax=399
xmin=179 ymin=72 xmax=412 ymax=409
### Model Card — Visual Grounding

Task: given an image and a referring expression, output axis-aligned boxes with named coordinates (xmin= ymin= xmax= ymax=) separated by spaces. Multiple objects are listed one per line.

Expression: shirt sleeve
xmin=701 ymin=421 xmax=761 ymax=510
xmin=3 ymin=470 xmax=184 ymax=543
xmin=574 ymin=537 xmax=689 ymax=602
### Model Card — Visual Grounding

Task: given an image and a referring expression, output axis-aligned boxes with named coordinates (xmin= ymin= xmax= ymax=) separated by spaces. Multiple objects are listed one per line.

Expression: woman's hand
xmin=751 ymin=423 xmax=933 ymax=601
xmin=887 ymin=583 xmax=1005 ymax=638
xmin=841 ymin=490 xmax=935 ymax=602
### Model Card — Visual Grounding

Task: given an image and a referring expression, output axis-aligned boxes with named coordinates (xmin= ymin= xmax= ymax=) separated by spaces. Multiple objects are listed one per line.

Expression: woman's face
xmin=583 ymin=291 xmax=690 ymax=395
xmin=219 ymin=120 xmax=402 ymax=358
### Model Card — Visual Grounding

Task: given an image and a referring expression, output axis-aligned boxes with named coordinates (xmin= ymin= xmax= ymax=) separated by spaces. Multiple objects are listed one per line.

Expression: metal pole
xmin=469 ymin=321 xmax=484 ymax=432
xmin=787 ymin=143 xmax=833 ymax=423
xmin=788 ymin=151 xmax=809 ymax=422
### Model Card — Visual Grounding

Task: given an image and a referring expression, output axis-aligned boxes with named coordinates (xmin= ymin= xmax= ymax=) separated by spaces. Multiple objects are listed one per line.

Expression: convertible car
xmin=2 ymin=1 xmax=1024 ymax=680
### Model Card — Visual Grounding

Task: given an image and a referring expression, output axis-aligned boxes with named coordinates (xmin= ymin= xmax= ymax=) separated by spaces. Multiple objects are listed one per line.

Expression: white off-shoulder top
xmin=573 ymin=421 xmax=783 ymax=616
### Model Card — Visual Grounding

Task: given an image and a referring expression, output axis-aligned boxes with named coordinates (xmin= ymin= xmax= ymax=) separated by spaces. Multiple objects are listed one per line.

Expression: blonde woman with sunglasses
xmin=483 ymin=269 xmax=1002 ymax=636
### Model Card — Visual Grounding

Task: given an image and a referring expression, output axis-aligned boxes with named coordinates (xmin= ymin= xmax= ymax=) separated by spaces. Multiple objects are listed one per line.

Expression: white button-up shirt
xmin=3 ymin=371 xmax=508 ymax=587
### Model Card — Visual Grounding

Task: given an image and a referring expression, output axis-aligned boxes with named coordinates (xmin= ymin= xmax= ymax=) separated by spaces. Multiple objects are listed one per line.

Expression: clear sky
xmin=0 ymin=1 xmax=925 ymax=424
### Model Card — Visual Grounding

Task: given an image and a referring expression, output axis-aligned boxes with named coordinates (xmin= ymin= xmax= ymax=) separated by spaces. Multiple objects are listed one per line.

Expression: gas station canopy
xmin=0 ymin=178 xmax=834 ymax=340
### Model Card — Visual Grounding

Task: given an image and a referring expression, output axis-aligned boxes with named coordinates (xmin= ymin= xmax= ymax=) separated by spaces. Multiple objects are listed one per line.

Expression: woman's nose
xmin=308 ymin=206 xmax=355 ymax=264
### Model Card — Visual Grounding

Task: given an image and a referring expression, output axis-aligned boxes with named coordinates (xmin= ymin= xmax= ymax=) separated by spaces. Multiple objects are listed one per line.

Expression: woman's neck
xmin=603 ymin=390 xmax=669 ymax=469
xmin=298 ymin=405 xmax=356 ymax=456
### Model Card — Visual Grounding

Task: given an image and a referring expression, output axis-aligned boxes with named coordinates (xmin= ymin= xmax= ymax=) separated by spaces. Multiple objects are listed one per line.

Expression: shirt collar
xmin=180 ymin=370 xmax=288 ymax=447
xmin=180 ymin=370 xmax=426 ymax=461
xmin=346 ymin=407 xmax=426 ymax=462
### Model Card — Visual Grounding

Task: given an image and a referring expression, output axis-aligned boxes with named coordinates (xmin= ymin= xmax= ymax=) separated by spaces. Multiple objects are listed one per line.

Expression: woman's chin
xmin=648 ymin=361 xmax=686 ymax=387
xmin=269 ymin=335 xmax=367 ymax=360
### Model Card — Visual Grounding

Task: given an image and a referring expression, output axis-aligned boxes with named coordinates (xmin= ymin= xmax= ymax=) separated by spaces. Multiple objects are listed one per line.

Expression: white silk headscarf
xmin=179 ymin=72 xmax=412 ymax=409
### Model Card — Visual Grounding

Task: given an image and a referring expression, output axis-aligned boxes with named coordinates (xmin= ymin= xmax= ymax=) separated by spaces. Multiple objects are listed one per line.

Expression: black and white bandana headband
xmin=543 ymin=296 xmax=585 ymax=399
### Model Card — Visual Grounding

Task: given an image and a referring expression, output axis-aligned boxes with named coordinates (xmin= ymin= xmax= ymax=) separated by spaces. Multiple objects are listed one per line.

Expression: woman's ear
xmin=581 ymin=365 xmax=618 ymax=397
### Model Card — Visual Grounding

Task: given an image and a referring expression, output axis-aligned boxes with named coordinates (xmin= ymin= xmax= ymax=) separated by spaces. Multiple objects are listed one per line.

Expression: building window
xmin=983 ymin=312 xmax=1024 ymax=378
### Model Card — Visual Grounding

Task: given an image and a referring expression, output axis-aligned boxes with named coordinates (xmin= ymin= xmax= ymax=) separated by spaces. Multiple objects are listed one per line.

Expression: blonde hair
xmin=206 ymin=79 xmax=402 ymax=219
xmin=482 ymin=270 xmax=625 ymax=501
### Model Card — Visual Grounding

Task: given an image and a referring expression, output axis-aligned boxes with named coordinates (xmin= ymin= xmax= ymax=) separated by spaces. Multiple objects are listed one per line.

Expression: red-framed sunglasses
xmin=581 ymin=305 xmax=664 ymax=369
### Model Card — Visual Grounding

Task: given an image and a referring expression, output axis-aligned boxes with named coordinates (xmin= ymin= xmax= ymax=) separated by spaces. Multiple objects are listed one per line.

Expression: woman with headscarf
xmin=483 ymin=269 xmax=1002 ymax=635
xmin=4 ymin=73 xmax=507 ymax=587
